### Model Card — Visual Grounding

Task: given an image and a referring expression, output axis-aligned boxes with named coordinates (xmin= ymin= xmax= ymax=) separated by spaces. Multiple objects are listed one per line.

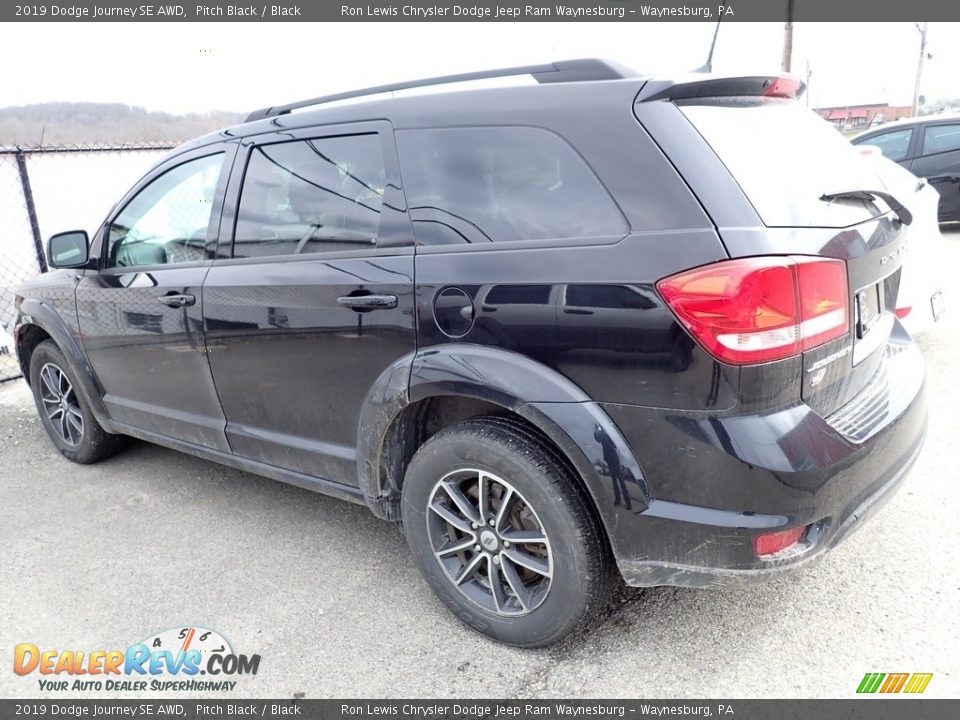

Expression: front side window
xmin=921 ymin=124 xmax=960 ymax=156
xmin=233 ymin=134 xmax=385 ymax=258
xmin=396 ymin=127 xmax=626 ymax=245
xmin=107 ymin=153 xmax=224 ymax=268
xmin=863 ymin=128 xmax=914 ymax=162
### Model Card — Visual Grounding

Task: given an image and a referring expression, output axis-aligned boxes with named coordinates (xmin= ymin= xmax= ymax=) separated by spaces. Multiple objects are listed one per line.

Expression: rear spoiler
xmin=636 ymin=75 xmax=805 ymax=103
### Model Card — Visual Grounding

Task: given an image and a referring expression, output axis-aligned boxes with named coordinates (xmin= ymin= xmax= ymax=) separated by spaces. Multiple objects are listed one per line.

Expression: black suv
xmin=13 ymin=60 xmax=928 ymax=647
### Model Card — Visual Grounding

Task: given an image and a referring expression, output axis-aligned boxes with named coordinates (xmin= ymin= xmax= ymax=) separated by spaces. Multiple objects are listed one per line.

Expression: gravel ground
xmin=1 ymin=230 xmax=958 ymax=700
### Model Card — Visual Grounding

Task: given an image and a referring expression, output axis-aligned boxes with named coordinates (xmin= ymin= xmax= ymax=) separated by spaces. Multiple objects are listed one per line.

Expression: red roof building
xmin=816 ymin=104 xmax=912 ymax=130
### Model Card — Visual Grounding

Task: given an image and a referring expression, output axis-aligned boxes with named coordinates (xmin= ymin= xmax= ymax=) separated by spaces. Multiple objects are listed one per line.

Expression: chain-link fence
xmin=0 ymin=144 xmax=175 ymax=382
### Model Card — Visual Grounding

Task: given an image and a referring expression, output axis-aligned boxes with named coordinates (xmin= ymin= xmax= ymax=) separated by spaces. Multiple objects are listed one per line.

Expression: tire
xmin=29 ymin=340 xmax=126 ymax=464
xmin=401 ymin=414 xmax=614 ymax=647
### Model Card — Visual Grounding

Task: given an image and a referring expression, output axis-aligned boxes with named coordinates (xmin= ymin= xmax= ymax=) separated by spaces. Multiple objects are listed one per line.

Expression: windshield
xmin=679 ymin=97 xmax=888 ymax=228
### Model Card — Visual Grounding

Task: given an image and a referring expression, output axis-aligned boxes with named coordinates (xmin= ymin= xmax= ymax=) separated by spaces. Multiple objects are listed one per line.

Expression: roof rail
xmin=244 ymin=58 xmax=635 ymax=123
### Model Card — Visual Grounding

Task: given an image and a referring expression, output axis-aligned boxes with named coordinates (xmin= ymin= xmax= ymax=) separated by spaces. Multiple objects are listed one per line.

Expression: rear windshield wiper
xmin=819 ymin=189 xmax=913 ymax=226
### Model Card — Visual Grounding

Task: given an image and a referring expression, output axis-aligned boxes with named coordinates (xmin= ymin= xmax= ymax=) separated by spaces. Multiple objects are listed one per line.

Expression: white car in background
xmin=855 ymin=144 xmax=948 ymax=336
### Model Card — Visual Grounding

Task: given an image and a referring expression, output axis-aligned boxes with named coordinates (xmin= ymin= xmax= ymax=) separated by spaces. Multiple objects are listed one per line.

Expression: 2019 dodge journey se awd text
xmin=14 ymin=60 xmax=928 ymax=646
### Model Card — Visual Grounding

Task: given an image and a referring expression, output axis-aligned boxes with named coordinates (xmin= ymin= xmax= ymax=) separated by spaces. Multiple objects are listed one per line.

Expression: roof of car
xmin=173 ymin=74 xmax=650 ymax=154
xmin=166 ymin=61 xmax=806 ymax=157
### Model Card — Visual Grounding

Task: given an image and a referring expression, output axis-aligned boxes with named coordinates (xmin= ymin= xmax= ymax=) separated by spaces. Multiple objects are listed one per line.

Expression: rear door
xmin=76 ymin=145 xmax=235 ymax=449
xmin=909 ymin=121 xmax=960 ymax=222
xmin=201 ymin=122 xmax=415 ymax=485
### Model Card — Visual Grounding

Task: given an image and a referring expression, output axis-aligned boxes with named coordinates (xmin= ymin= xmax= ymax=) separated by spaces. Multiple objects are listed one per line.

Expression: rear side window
xmin=861 ymin=128 xmax=914 ymax=162
xmin=233 ymin=134 xmax=385 ymax=258
xmin=396 ymin=127 xmax=626 ymax=245
xmin=680 ymin=98 xmax=887 ymax=228
xmin=922 ymin=124 xmax=960 ymax=156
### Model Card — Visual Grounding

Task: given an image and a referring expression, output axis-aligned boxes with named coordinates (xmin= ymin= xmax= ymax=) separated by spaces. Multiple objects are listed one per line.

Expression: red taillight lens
xmin=762 ymin=77 xmax=802 ymax=98
xmin=656 ymin=256 xmax=849 ymax=365
xmin=794 ymin=257 xmax=849 ymax=351
xmin=754 ymin=525 xmax=807 ymax=556
xmin=895 ymin=306 xmax=912 ymax=319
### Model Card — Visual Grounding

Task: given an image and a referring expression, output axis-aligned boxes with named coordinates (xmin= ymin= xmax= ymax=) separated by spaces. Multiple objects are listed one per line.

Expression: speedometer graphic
xmin=137 ymin=626 xmax=233 ymax=660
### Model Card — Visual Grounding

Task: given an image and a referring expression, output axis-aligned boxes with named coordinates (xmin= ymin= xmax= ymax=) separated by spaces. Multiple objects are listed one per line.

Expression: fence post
xmin=15 ymin=147 xmax=48 ymax=273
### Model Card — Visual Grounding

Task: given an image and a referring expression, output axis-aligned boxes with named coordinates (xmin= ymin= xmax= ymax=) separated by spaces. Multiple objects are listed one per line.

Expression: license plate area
xmin=855 ymin=282 xmax=882 ymax=339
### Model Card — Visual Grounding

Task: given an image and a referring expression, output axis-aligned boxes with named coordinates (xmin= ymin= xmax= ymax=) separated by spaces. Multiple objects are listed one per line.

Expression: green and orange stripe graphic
xmin=857 ymin=672 xmax=933 ymax=694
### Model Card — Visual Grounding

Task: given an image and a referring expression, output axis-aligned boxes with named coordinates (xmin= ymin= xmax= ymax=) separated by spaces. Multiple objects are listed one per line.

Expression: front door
xmin=201 ymin=123 xmax=415 ymax=484
xmin=76 ymin=146 xmax=235 ymax=450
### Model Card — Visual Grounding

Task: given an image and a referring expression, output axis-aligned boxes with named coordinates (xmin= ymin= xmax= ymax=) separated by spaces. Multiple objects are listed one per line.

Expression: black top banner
xmin=6 ymin=0 xmax=960 ymax=22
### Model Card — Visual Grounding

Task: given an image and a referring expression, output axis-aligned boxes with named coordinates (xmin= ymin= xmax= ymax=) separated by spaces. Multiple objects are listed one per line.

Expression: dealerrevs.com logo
xmin=14 ymin=627 xmax=261 ymax=692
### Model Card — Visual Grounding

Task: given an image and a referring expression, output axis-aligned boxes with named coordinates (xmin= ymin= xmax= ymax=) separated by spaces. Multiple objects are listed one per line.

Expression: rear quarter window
xmin=680 ymin=98 xmax=887 ymax=228
xmin=395 ymin=126 xmax=627 ymax=245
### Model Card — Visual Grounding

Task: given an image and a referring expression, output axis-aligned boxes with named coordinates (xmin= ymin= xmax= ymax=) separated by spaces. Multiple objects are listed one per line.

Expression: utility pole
xmin=781 ymin=0 xmax=795 ymax=73
xmin=913 ymin=22 xmax=929 ymax=117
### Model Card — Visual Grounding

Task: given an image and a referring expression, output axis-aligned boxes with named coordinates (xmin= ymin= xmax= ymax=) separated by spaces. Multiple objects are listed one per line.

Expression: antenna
xmin=696 ymin=16 xmax=723 ymax=73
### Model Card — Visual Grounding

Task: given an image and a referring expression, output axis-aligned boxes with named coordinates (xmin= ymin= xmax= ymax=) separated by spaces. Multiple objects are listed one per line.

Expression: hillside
xmin=0 ymin=102 xmax=243 ymax=146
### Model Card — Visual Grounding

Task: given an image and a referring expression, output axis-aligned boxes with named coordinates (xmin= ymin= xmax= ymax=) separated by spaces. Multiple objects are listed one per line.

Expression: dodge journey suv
xmin=13 ymin=60 xmax=928 ymax=646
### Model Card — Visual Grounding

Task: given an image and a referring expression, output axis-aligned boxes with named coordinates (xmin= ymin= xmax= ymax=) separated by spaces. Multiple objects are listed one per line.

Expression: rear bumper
xmin=618 ymin=428 xmax=924 ymax=587
xmin=600 ymin=336 xmax=928 ymax=588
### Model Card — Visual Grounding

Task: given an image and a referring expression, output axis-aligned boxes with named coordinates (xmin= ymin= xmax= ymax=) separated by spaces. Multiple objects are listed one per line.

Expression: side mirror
xmin=47 ymin=230 xmax=90 ymax=269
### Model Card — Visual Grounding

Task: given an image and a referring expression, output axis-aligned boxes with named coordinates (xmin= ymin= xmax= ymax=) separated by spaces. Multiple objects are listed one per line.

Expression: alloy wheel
xmin=38 ymin=363 xmax=84 ymax=447
xmin=426 ymin=469 xmax=553 ymax=616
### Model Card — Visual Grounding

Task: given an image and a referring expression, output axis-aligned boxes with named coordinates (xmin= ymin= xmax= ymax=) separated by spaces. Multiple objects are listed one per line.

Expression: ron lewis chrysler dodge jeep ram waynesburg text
xmin=13 ymin=60 xmax=928 ymax=646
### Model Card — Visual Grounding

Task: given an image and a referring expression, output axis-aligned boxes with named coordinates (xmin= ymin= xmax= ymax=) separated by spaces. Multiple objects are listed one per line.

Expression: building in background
xmin=816 ymin=103 xmax=913 ymax=131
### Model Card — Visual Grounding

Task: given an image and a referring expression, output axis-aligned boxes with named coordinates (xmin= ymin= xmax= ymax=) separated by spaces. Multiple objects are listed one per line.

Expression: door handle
xmin=563 ymin=308 xmax=594 ymax=315
xmin=337 ymin=294 xmax=398 ymax=309
xmin=158 ymin=293 xmax=196 ymax=308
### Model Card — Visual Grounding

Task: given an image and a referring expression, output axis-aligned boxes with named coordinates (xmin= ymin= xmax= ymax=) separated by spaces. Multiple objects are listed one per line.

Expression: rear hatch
xmin=640 ymin=79 xmax=912 ymax=418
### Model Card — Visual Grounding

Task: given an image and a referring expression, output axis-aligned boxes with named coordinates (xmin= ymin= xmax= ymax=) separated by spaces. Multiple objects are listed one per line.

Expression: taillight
xmin=762 ymin=77 xmax=802 ymax=98
xmin=754 ymin=525 xmax=808 ymax=556
xmin=656 ymin=256 xmax=849 ymax=365
xmin=895 ymin=307 xmax=912 ymax=319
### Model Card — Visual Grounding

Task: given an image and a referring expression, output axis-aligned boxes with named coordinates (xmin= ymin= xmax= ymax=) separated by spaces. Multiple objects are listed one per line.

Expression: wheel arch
xmin=357 ymin=344 xmax=651 ymax=561
xmin=13 ymin=323 xmax=52 ymax=386
xmin=14 ymin=300 xmax=112 ymax=429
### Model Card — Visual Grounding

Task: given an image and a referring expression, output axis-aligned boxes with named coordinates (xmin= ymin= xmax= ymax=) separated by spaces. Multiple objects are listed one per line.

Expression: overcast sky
xmin=2 ymin=22 xmax=958 ymax=113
